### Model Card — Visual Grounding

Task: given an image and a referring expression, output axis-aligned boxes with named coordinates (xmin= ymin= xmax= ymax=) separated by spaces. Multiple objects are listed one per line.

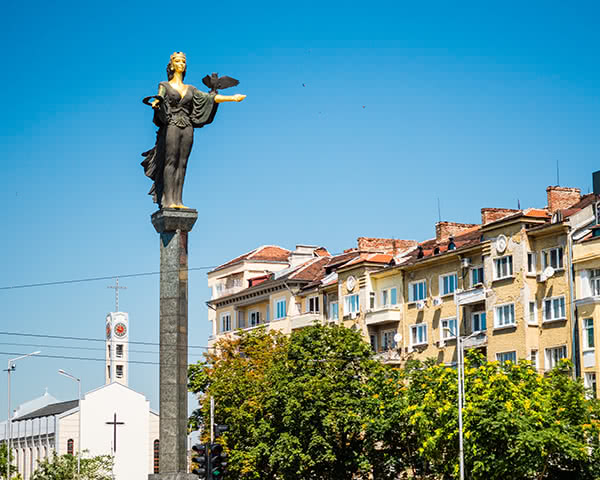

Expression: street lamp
xmin=5 ymin=351 xmax=41 ymax=480
xmin=58 ymin=369 xmax=81 ymax=477
xmin=444 ymin=323 xmax=480 ymax=480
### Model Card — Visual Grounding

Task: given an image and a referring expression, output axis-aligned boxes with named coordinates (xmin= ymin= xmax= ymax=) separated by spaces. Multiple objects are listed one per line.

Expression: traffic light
xmin=191 ymin=443 xmax=209 ymax=479
xmin=210 ymin=443 xmax=227 ymax=479
xmin=215 ymin=424 xmax=229 ymax=438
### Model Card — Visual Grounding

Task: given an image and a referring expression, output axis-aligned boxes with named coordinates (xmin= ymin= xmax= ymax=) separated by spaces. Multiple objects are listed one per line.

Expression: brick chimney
xmin=546 ymin=186 xmax=581 ymax=213
xmin=435 ymin=222 xmax=478 ymax=242
xmin=481 ymin=208 xmax=520 ymax=225
xmin=357 ymin=237 xmax=417 ymax=255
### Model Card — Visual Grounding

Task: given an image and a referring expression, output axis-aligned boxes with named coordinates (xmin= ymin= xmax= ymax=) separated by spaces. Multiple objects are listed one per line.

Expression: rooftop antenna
xmin=556 ymin=159 xmax=560 ymax=186
xmin=437 ymin=197 xmax=442 ymax=223
xmin=517 ymin=198 xmax=521 ymax=210
xmin=107 ymin=278 xmax=127 ymax=312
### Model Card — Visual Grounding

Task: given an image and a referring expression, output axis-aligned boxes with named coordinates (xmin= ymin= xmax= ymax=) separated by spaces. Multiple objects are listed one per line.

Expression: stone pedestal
xmin=151 ymin=208 xmax=198 ymax=478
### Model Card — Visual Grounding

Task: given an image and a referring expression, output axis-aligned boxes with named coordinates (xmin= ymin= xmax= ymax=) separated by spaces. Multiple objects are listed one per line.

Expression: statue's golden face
xmin=171 ymin=55 xmax=186 ymax=73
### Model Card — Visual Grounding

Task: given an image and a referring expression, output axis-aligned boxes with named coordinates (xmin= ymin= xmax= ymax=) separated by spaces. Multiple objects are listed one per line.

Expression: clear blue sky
xmin=1 ymin=0 xmax=599 ymax=415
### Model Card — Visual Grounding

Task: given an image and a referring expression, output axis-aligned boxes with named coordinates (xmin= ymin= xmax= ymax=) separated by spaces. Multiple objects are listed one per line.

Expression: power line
xmin=0 ymin=266 xmax=218 ymax=291
xmin=0 ymin=331 xmax=211 ymax=350
xmin=0 ymin=341 xmax=160 ymax=355
xmin=0 ymin=351 xmax=205 ymax=367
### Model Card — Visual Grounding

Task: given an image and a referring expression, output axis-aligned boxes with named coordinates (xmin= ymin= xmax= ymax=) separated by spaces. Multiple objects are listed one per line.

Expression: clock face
xmin=346 ymin=276 xmax=356 ymax=292
xmin=114 ymin=322 xmax=127 ymax=338
xmin=106 ymin=324 xmax=111 ymax=339
xmin=496 ymin=235 xmax=507 ymax=254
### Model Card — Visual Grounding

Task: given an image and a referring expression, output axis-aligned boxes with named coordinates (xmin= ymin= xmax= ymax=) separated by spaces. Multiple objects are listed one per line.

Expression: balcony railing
xmin=291 ymin=312 xmax=321 ymax=330
xmin=463 ymin=331 xmax=487 ymax=349
xmin=365 ymin=307 xmax=402 ymax=326
xmin=375 ymin=349 xmax=402 ymax=364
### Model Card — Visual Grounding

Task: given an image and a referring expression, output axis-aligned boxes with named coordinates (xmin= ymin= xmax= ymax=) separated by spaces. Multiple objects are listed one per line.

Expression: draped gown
xmin=141 ymin=81 xmax=218 ymax=208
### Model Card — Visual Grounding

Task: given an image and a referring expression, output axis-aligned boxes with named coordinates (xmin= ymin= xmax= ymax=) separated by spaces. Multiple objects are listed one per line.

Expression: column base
xmin=149 ymin=474 xmax=199 ymax=480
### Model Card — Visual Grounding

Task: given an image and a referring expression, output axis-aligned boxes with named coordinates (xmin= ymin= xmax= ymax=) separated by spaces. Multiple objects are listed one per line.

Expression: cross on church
xmin=107 ymin=278 xmax=127 ymax=312
xmin=105 ymin=412 xmax=125 ymax=452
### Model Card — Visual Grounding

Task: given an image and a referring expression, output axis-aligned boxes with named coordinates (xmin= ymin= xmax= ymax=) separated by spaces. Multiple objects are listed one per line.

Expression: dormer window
xmin=447 ymin=237 xmax=456 ymax=250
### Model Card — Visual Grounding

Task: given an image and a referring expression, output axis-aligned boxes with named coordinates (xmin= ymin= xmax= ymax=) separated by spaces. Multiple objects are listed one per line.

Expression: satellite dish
xmin=394 ymin=333 xmax=402 ymax=343
xmin=543 ymin=266 xmax=555 ymax=279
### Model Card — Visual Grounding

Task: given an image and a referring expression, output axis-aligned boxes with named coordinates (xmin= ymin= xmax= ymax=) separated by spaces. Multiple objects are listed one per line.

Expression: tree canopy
xmin=189 ymin=325 xmax=600 ymax=480
xmin=31 ymin=451 xmax=113 ymax=480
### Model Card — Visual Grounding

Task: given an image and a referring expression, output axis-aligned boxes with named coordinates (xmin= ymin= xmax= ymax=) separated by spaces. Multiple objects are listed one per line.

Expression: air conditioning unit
xmin=416 ymin=300 xmax=425 ymax=310
xmin=433 ymin=297 xmax=442 ymax=307
xmin=461 ymin=258 xmax=471 ymax=269
xmin=350 ymin=312 xmax=357 ymax=319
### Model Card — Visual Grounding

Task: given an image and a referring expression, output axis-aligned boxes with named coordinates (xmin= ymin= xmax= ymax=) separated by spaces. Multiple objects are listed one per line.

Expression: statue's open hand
xmin=233 ymin=94 xmax=246 ymax=102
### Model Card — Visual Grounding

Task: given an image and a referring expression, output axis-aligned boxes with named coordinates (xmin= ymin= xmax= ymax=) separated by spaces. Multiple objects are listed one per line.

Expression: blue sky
xmin=1 ymin=0 xmax=599 ymax=414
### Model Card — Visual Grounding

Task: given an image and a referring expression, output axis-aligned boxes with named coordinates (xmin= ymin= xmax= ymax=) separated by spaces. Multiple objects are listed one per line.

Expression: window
xmin=266 ymin=305 xmax=270 ymax=322
xmin=528 ymin=302 xmax=537 ymax=325
xmin=67 ymin=439 xmax=74 ymax=456
xmin=275 ymin=298 xmax=287 ymax=319
xmin=545 ymin=345 xmax=567 ymax=370
xmin=542 ymin=247 xmax=564 ymax=270
xmin=410 ymin=324 xmax=427 ymax=347
xmin=494 ymin=303 xmax=515 ymax=328
xmin=369 ymin=292 xmax=375 ymax=309
xmin=381 ymin=287 xmax=398 ymax=307
xmin=591 ymin=269 xmax=600 ymax=296
xmin=382 ymin=330 xmax=397 ymax=350
xmin=470 ymin=266 xmax=484 ymax=287
xmin=494 ymin=256 xmax=513 ymax=280
xmin=307 ymin=296 xmax=320 ymax=313
xmin=543 ymin=296 xmax=566 ymax=322
xmin=441 ymin=318 xmax=457 ymax=340
xmin=344 ymin=294 xmax=360 ymax=315
xmin=439 ymin=273 xmax=457 ymax=296
xmin=116 ymin=344 xmax=123 ymax=358
xmin=107 ymin=365 xmax=111 ymax=381
xmin=153 ymin=439 xmax=160 ymax=473
xmin=585 ymin=372 xmax=597 ymax=398
xmin=116 ymin=365 xmax=123 ymax=379
xmin=408 ymin=280 xmax=427 ymax=302
xmin=249 ymin=310 xmax=261 ymax=327
xmin=496 ymin=351 xmax=517 ymax=364
xmin=220 ymin=313 xmax=232 ymax=332
xmin=472 ymin=311 xmax=486 ymax=332
xmin=369 ymin=334 xmax=377 ymax=352
xmin=329 ymin=301 xmax=339 ymax=320
xmin=530 ymin=350 xmax=538 ymax=370
xmin=527 ymin=252 xmax=536 ymax=275
xmin=583 ymin=318 xmax=595 ymax=350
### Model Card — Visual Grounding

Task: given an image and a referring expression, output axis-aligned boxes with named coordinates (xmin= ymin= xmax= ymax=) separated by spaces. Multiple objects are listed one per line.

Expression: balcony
xmin=365 ymin=307 xmax=402 ymax=326
xmin=463 ymin=331 xmax=487 ymax=349
xmin=455 ymin=287 xmax=485 ymax=306
xmin=291 ymin=312 xmax=321 ymax=330
xmin=375 ymin=349 xmax=402 ymax=364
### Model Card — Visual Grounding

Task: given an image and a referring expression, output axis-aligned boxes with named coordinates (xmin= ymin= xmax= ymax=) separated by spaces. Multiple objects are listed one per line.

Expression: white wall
xmin=80 ymin=383 xmax=150 ymax=480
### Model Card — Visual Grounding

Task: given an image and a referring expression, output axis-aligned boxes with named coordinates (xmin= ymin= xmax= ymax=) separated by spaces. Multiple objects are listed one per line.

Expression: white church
xmin=0 ymin=311 xmax=160 ymax=480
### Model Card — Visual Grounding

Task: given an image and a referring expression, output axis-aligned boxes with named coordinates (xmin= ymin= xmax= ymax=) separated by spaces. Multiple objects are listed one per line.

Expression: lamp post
xmin=5 ymin=351 xmax=41 ymax=480
xmin=58 ymin=369 xmax=81 ymax=477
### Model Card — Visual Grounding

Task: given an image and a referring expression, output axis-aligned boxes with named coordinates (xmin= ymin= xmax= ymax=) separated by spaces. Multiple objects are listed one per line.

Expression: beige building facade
xmin=207 ymin=183 xmax=600 ymax=394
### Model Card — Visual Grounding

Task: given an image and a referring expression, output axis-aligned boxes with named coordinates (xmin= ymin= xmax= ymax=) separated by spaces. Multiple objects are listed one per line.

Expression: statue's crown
xmin=170 ymin=51 xmax=186 ymax=62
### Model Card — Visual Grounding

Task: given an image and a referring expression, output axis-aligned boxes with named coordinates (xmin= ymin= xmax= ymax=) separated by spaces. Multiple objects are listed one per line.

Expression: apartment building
xmin=206 ymin=182 xmax=600 ymax=388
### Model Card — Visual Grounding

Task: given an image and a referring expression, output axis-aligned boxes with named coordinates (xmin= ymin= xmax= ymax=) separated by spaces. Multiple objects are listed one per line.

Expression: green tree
xmin=189 ymin=324 xmax=378 ymax=480
xmin=1 ymin=443 xmax=14 ymax=479
xmin=31 ymin=451 xmax=113 ymax=480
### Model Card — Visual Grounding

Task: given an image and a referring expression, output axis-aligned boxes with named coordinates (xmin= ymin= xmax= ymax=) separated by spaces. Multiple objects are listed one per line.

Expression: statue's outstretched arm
xmin=152 ymin=84 xmax=167 ymax=108
xmin=214 ymin=94 xmax=246 ymax=104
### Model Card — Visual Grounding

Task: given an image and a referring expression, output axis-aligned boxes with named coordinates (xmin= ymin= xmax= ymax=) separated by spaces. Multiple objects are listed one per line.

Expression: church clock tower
xmin=105 ymin=279 xmax=129 ymax=386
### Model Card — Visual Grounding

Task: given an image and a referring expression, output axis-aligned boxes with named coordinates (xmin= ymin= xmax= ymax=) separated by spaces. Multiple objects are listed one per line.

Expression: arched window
xmin=153 ymin=439 xmax=160 ymax=473
xmin=67 ymin=439 xmax=74 ymax=456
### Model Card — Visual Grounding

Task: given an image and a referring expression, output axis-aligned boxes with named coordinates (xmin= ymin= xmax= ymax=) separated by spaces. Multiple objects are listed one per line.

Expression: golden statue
xmin=141 ymin=52 xmax=246 ymax=209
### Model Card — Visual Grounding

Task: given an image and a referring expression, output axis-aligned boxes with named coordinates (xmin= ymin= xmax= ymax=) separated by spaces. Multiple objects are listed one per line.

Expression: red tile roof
xmin=210 ymin=245 xmax=291 ymax=273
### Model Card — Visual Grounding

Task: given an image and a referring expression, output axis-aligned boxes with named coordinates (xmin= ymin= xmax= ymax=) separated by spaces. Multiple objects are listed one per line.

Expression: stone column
xmin=149 ymin=208 xmax=198 ymax=480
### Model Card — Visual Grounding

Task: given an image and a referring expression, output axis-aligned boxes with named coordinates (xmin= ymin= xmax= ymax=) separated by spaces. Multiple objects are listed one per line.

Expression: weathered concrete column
xmin=149 ymin=208 xmax=198 ymax=480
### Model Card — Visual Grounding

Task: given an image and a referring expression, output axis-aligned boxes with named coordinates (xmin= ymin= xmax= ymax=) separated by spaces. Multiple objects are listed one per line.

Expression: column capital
xmin=151 ymin=209 xmax=198 ymax=234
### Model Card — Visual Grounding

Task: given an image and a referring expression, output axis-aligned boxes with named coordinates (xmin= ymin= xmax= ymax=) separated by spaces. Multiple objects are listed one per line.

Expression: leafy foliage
xmin=31 ymin=451 xmax=113 ymax=480
xmin=189 ymin=327 xmax=600 ymax=480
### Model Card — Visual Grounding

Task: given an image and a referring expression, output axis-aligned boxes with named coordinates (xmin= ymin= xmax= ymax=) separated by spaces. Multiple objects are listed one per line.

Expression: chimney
xmin=435 ymin=222 xmax=478 ymax=242
xmin=357 ymin=237 xmax=417 ymax=254
xmin=289 ymin=245 xmax=320 ymax=268
xmin=481 ymin=208 xmax=521 ymax=225
xmin=546 ymin=186 xmax=581 ymax=213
